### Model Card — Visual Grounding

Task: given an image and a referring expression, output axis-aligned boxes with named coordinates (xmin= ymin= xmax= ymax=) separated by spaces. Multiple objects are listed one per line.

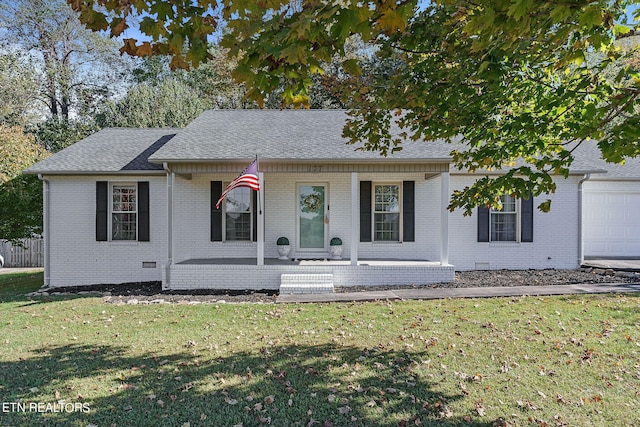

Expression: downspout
xmin=163 ymin=163 xmax=173 ymax=290
xmin=37 ymin=174 xmax=50 ymax=288
xmin=578 ymin=173 xmax=591 ymax=267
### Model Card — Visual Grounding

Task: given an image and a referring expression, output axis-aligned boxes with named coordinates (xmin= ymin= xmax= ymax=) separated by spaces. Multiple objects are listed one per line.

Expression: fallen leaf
xmin=338 ymin=406 xmax=351 ymax=414
xmin=439 ymin=406 xmax=453 ymax=419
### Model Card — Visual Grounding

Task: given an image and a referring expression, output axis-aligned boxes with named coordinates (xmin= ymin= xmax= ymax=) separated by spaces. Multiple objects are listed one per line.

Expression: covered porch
xmin=162 ymin=161 xmax=455 ymax=291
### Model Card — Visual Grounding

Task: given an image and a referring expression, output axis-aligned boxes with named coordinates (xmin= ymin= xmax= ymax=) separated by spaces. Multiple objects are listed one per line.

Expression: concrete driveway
xmin=583 ymin=259 xmax=640 ymax=271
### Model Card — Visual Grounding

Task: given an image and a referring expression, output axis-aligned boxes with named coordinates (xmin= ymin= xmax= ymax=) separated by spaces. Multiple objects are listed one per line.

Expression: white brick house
xmin=24 ymin=110 xmax=638 ymax=290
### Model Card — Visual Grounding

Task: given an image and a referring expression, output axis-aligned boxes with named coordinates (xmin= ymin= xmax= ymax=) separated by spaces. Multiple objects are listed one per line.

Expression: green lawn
xmin=1 ymin=272 xmax=639 ymax=426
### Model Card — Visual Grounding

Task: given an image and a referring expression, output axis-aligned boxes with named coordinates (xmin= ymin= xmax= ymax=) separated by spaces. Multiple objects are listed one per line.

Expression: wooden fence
xmin=0 ymin=238 xmax=44 ymax=268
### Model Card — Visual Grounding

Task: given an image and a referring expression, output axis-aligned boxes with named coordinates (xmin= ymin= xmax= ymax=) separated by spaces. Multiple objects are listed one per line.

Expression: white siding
xmin=448 ymin=175 xmax=581 ymax=271
xmin=172 ymin=172 xmax=442 ymax=263
xmin=46 ymin=175 xmax=167 ymax=287
xmin=45 ymin=171 xmax=585 ymax=288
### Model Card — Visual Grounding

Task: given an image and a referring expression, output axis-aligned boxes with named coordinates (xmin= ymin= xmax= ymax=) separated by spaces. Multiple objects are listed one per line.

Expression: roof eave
xmin=149 ymin=157 xmax=454 ymax=164
xmin=23 ymin=170 xmax=166 ymax=176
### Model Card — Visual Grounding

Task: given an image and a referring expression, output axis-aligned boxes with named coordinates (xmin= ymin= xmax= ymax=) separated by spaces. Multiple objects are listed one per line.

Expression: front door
xmin=298 ymin=184 xmax=328 ymax=251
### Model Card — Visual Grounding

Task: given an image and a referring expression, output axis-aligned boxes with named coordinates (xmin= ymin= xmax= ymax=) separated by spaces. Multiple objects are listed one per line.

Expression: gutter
xmin=37 ymin=174 xmax=50 ymax=288
xmin=163 ymin=163 xmax=173 ymax=290
xmin=578 ymin=173 xmax=591 ymax=267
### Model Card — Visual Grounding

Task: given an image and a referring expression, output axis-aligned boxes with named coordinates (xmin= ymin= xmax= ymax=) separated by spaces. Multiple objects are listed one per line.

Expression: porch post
xmin=351 ymin=172 xmax=358 ymax=266
xmin=164 ymin=166 xmax=174 ymax=289
xmin=257 ymin=172 xmax=265 ymax=266
xmin=440 ymin=171 xmax=450 ymax=265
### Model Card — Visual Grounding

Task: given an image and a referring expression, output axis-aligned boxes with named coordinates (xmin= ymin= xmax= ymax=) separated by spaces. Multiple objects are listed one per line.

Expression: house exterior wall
xmin=448 ymin=175 xmax=581 ymax=271
xmin=46 ymin=175 xmax=167 ymax=287
xmin=172 ymin=172 xmax=443 ymax=263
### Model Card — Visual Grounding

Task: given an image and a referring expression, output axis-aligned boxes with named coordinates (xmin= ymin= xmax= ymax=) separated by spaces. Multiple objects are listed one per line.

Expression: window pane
xmin=226 ymin=212 xmax=251 ymax=241
xmin=373 ymin=185 xmax=400 ymax=241
xmin=491 ymin=212 xmax=516 ymax=241
xmin=374 ymin=213 xmax=400 ymax=241
xmin=112 ymin=213 xmax=137 ymax=240
xmin=112 ymin=185 xmax=137 ymax=240
xmin=375 ymin=185 xmax=399 ymax=213
xmin=226 ymin=187 xmax=251 ymax=213
xmin=225 ymin=187 xmax=251 ymax=241
xmin=113 ymin=185 xmax=137 ymax=212
xmin=496 ymin=195 xmax=516 ymax=213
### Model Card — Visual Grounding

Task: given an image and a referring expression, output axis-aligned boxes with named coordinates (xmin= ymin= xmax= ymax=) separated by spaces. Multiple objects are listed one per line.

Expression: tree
xmin=0 ymin=52 xmax=40 ymax=127
xmin=1 ymin=0 xmax=130 ymax=122
xmin=28 ymin=118 xmax=98 ymax=153
xmin=96 ymin=77 xmax=208 ymax=128
xmin=0 ymin=126 xmax=49 ymax=242
xmin=184 ymin=46 xmax=251 ymax=109
xmin=70 ymin=0 xmax=640 ymax=213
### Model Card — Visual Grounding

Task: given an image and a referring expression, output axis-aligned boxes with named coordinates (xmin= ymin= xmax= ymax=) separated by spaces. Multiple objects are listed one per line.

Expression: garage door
xmin=583 ymin=189 xmax=640 ymax=257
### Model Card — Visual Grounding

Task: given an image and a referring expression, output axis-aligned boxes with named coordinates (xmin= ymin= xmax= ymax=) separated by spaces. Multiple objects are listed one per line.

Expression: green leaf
xmin=279 ymin=44 xmax=307 ymax=65
xmin=79 ymin=8 xmax=108 ymax=31
xmin=579 ymin=5 xmax=603 ymax=29
xmin=507 ymin=0 xmax=533 ymax=20
xmin=150 ymin=1 xmax=175 ymax=20
xmin=341 ymin=59 xmax=361 ymax=76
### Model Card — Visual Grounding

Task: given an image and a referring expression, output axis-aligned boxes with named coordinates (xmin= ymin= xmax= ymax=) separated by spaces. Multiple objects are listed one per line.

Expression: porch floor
xmin=176 ymin=258 xmax=443 ymax=267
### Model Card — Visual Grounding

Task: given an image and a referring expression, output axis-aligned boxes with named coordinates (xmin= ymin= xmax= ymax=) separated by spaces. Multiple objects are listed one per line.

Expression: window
xmin=490 ymin=195 xmax=517 ymax=241
xmin=112 ymin=184 xmax=137 ymax=241
xmin=374 ymin=184 xmax=400 ymax=241
xmin=224 ymin=186 xmax=252 ymax=241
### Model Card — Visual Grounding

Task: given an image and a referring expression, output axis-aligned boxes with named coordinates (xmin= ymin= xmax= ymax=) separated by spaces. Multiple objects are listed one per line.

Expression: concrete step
xmin=280 ymin=273 xmax=334 ymax=294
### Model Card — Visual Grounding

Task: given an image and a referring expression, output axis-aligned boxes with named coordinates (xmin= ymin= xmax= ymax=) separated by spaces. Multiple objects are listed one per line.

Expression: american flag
xmin=215 ymin=159 xmax=260 ymax=209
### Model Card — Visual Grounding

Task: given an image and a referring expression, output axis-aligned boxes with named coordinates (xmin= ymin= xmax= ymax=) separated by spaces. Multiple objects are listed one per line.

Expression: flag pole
xmin=256 ymin=155 xmax=262 ymax=215
xmin=256 ymin=154 xmax=264 ymax=266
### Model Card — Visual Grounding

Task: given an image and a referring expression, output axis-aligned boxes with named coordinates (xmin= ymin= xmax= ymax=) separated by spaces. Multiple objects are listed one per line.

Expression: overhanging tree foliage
xmin=69 ymin=0 xmax=640 ymax=213
xmin=0 ymin=126 xmax=49 ymax=242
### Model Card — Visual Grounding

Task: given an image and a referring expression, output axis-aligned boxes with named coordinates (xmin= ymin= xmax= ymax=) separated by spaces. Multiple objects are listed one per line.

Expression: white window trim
xmin=489 ymin=197 xmax=521 ymax=243
xmin=372 ymin=183 xmax=403 ymax=243
xmin=222 ymin=184 xmax=253 ymax=243
xmin=110 ymin=182 xmax=138 ymax=242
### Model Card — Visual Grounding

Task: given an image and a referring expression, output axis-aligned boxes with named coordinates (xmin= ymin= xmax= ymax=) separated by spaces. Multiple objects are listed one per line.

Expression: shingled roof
xmin=147 ymin=109 xmax=455 ymax=163
xmin=25 ymin=128 xmax=178 ymax=174
xmin=571 ymin=141 xmax=640 ymax=180
xmin=23 ymin=110 xmax=640 ymax=178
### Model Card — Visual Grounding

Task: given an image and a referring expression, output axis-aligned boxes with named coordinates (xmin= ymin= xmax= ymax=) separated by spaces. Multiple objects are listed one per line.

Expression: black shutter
xmin=138 ymin=182 xmax=150 ymax=242
xmin=360 ymin=181 xmax=372 ymax=242
xmin=252 ymin=189 xmax=258 ymax=242
xmin=521 ymin=194 xmax=534 ymax=242
xmin=211 ymin=181 xmax=223 ymax=242
xmin=477 ymin=206 xmax=490 ymax=242
xmin=403 ymin=181 xmax=415 ymax=242
xmin=96 ymin=181 xmax=108 ymax=241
